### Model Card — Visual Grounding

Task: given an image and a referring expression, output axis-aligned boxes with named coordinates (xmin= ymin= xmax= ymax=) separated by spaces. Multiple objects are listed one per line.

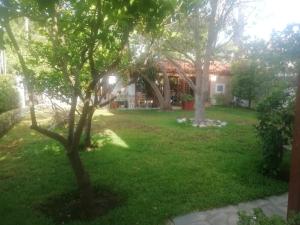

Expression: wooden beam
xmin=288 ymin=72 xmax=300 ymax=217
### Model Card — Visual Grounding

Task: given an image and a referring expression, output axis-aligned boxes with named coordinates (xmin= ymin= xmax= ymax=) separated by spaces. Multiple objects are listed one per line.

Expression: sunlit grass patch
xmin=93 ymin=129 xmax=129 ymax=149
xmin=93 ymin=109 xmax=115 ymax=117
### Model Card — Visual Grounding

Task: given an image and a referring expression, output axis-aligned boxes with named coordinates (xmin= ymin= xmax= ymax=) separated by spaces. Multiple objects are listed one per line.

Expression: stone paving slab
xmin=167 ymin=193 xmax=288 ymax=225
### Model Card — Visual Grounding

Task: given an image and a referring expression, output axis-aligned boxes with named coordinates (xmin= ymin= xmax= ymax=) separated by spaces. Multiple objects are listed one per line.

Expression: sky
xmin=246 ymin=0 xmax=300 ymax=40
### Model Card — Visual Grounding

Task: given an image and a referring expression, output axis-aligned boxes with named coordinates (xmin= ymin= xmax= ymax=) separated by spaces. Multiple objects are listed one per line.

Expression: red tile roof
xmin=157 ymin=60 xmax=230 ymax=76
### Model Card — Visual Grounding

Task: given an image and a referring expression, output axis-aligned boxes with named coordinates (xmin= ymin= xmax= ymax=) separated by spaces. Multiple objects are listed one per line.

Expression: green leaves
xmin=0 ymin=28 xmax=5 ymax=50
xmin=256 ymin=89 xmax=295 ymax=177
xmin=1 ymin=0 xmax=176 ymax=100
xmin=0 ymin=75 xmax=19 ymax=113
xmin=238 ymin=208 xmax=300 ymax=225
xmin=231 ymin=60 xmax=261 ymax=105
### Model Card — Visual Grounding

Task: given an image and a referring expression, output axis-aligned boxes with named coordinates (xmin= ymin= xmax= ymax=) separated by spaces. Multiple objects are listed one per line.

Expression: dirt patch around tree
xmin=36 ymin=186 xmax=125 ymax=224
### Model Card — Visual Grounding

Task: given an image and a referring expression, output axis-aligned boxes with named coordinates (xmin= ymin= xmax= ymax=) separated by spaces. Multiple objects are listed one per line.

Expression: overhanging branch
xmin=31 ymin=125 xmax=68 ymax=148
xmin=166 ymin=56 xmax=196 ymax=91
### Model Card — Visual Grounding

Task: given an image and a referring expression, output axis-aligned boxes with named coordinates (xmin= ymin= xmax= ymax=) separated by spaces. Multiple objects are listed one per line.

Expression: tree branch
xmin=165 ymin=41 xmax=196 ymax=64
xmin=165 ymin=56 xmax=196 ymax=91
xmin=31 ymin=125 xmax=68 ymax=148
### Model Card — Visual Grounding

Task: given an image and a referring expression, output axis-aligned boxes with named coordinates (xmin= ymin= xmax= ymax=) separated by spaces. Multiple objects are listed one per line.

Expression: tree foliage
xmin=256 ymin=89 xmax=294 ymax=177
xmin=255 ymin=24 xmax=300 ymax=177
xmin=231 ymin=60 xmax=263 ymax=107
xmin=238 ymin=208 xmax=300 ymax=225
xmin=0 ymin=0 xmax=176 ymax=215
xmin=0 ymin=75 xmax=19 ymax=113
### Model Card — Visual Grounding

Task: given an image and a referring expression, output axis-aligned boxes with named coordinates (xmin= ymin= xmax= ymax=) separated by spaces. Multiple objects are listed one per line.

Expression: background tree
xmin=133 ymin=59 xmax=172 ymax=110
xmin=129 ymin=29 xmax=173 ymax=111
xmin=231 ymin=60 xmax=260 ymax=108
xmin=252 ymin=25 xmax=300 ymax=181
xmin=163 ymin=0 xmax=242 ymax=125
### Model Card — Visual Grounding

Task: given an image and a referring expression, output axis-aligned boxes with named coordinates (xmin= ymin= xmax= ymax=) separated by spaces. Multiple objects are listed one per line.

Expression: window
xmin=215 ymin=84 xmax=225 ymax=94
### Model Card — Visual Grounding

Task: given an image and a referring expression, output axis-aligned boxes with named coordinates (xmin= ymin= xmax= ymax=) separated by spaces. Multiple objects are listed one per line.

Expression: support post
xmin=288 ymin=73 xmax=300 ymax=217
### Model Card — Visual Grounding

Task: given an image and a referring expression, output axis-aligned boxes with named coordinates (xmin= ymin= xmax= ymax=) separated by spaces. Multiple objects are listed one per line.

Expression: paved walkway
xmin=167 ymin=193 xmax=288 ymax=225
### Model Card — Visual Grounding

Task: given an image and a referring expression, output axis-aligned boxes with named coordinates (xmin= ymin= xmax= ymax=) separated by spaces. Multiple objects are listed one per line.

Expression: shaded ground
xmin=0 ymin=107 xmax=288 ymax=225
xmin=37 ymin=186 xmax=123 ymax=224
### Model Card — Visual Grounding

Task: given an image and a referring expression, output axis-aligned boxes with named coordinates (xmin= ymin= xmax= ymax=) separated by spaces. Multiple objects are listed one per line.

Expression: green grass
xmin=0 ymin=107 xmax=288 ymax=225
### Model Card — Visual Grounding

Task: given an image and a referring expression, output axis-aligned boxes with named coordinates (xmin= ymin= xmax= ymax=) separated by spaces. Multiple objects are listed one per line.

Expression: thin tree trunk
xmin=194 ymin=67 xmax=205 ymax=124
xmin=142 ymin=74 xmax=166 ymax=110
xmin=4 ymin=21 xmax=39 ymax=126
xmin=288 ymin=73 xmax=300 ymax=218
xmin=83 ymin=106 xmax=95 ymax=149
xmin=67 ymin=147 xmax=94 ymax=212
xmin=193 ymin=0 xmax=218 ymax=125
xmin=248 ymin=99 xmax=252 ymax=109
xmin=5 ymin=15 xmax=96 ymax=215
xmin=162 ymin=71 xmax=172 ymax=111
xmin=28 ymin=88 xmax=38 ymax=126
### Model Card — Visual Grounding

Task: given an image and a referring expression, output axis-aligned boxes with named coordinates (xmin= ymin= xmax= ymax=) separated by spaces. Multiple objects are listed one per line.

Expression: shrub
xmin=0 ymin=75 xmax=20 ymax=113
xmin=214 ymin=93 xmax=228 ymax=106
xmin=231 ymin=60 xmax=260 ymax=108
xmin=0 ymin=108 xmax=23 ymax=137
xmin=256 ymin=89 xmax=294 ymax=177
xmin=238 ymin=208 xmax=300 ymax=225
xmin=181 ymin=94 xmax=194 ymax=102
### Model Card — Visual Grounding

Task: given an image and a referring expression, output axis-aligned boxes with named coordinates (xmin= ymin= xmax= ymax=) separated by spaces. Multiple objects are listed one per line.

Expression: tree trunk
xmin=248 ymin=99 xmax=252 ymax=109
xmin=142 ymin=74 xmax=169 ymax=111
xmin=27 ymin=88 xmax=38 ymax=126
xmin=67 ymin=147 xmax=94 ymax=213
xmin=5 ymin=16 xmax=95 ymax=216
xmin=162 ymin=71 xmax=172 ymax=111
xmin=83 ymin=107 xmax=95 ymax=149
xmin=194 ymin=0 xmax=219 ymax=125
xmin=287 ymin=73 xmax=300 ymax=218
xmin=194 ymin=70 xmax=205 ymax=124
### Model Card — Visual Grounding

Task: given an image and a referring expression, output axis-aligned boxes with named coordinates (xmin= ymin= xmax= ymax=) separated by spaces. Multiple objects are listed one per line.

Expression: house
xmin=111 ymin=60 xmax=231 ymax=109
xmin=156 ymin=60 xmax=231 ymax=106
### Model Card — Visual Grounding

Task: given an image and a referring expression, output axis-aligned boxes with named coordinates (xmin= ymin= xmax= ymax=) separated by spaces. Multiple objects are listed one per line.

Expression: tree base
xmin=36 ymin=186 xmax=124 ymax=223
xmin=177 ymin=118 xmax=227 ymax=127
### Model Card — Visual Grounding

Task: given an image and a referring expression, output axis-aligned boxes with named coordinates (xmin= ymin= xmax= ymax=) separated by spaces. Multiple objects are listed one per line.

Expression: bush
xmin=231 ymin=60 xmax=260 ymax=108
xmin=256 ymin=89 xmax=294 ymax=177
xmin=0 ymin=108 xmax=23 ymax=137
xmin=214 ymin=93 xmax=228 ymax=106
xmin=181 ymin=94 xmax=194 ymax=102
xmin=0 ymin=75 xmax=20 ymax=113
xmin=238 ymin=208 xmax=300 ymax=225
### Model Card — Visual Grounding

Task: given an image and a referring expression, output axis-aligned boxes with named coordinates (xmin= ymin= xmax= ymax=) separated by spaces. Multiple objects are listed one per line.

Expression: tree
xmin=256 ymin=89 xmax=294 ymax=177
xmin=139 ymin=61 xmax=172 ymax=110
xmin=163 ymin=0 xmax=241 ymax=125
xmin=246 ymin=23 xmax=300 ymax=217
xmin=129 ymin=48 xmax=172 ymax=110
xmin=270 ymin=24 xmax=300 ymax=217
xmin=129 ymin=31 xmax=173 ymax=111
xmin=0 ymin=0 xmax=174 ymax=215
xmin=231 ymin=60 xmax=259 ymax=108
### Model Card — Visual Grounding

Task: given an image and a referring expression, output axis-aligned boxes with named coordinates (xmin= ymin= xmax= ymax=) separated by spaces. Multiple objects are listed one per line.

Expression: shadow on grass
xmin=36 ymin=185 xmax=125 ymax=224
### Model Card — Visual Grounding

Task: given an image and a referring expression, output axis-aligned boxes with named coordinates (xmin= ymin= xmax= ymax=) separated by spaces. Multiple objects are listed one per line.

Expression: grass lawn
xmin=0 ymin=107 xmax=288 ymax=225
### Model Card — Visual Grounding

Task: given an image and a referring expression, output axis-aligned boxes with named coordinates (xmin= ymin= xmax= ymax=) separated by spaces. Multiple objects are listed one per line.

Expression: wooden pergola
xmin=156 ymin=60 xmax=231 ymax=103
xmin=288 ymin=73 xmax=300 ymax=218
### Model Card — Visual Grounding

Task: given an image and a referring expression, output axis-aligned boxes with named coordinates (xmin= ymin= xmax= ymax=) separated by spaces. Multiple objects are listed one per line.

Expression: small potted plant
xmin=181 ymin=94 xmax=194 ymax=110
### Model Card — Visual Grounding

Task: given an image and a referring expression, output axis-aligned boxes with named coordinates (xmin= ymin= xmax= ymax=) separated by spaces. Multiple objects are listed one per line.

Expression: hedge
xmin=0 ymin=75 xmax=20 ymax=113
xmin=0 ymin=108 xmax=24 ymax=138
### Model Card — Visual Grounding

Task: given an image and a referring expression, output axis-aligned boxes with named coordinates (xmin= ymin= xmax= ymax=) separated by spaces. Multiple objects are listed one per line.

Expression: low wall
xmin=0 ymin=108 xmax=24 ymax=138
